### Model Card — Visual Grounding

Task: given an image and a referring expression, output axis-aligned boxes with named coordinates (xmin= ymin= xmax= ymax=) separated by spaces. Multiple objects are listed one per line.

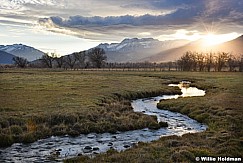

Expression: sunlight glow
xmin=202 ymin=32 xmax=239 ymax=46
xmin=157 ymin=29 xmax=201 ymax=41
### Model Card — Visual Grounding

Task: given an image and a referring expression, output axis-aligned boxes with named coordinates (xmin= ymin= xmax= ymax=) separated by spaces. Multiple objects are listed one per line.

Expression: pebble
xmin=84 ymin=146 xmax=92 ymax=150
xmin=55 ymin=148 xmax=62 ymax=151
xmin=93 ymin=147 xmax=99 ymax=151
xmin=112 ymin=136 xmax=117 ymax=139
xmin=123 ymin=145 xmax=130 ymax=148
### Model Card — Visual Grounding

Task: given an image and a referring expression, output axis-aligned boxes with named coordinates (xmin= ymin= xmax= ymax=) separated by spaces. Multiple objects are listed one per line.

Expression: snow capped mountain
xmin=96 ymin=38 xmax=189 ymax=62
xmin=0 ymin=44 xmax=45 ymax=61
xmin=98 ymin=38 xmax=161 ymax=52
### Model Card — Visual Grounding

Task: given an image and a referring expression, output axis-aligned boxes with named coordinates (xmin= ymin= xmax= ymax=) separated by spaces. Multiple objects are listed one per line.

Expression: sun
xmin=202 ymin=32 xmax=239 ymax=47
xmin=203 ymin=33 xmax=219 ymax=46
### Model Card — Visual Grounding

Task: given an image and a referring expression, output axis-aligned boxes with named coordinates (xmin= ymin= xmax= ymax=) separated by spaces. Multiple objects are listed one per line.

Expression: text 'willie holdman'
xmin=196 ymin=156 xmax=242 ymax=162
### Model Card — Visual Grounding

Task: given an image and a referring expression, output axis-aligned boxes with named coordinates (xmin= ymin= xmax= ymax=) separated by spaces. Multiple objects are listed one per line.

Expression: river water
xmin=0 ymin=83 xmax=207 ymax=162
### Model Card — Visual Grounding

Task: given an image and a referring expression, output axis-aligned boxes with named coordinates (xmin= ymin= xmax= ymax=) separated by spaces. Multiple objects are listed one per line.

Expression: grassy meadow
xmin=0 ymin=69 xmax=242 ymax=162
xmin=65 ymin=71 xmax=243 ymax=162
xmin=0 ymin=69 xmax=179 ymax=147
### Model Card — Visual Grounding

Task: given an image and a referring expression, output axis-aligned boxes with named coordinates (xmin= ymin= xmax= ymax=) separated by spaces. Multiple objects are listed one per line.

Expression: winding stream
xmin=0 ymin=83 xmax=207 ymax=163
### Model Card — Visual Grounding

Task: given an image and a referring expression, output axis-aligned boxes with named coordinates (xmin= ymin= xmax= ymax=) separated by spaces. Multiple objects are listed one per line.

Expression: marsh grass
xmin=65 ymin=71 xmax=243 ymax=162
xmin=0 ymin=69 xmax=179 ymax=147
xmin=1 ymin=70 xmax=242 ymax=162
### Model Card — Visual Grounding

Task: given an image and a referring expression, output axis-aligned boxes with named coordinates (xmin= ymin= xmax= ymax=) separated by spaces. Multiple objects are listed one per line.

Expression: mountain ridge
xmin=1 ymin=35 xmax=242 ymax=65
xmin=141 ymin=35 xmax=243 ymax=62
xmin=96 ymin=38 xmax=189 ymax=62
xmin=0 ymin=44 xmax=45 ymax=62
xmin=0 ymin=50 xmax=16 ymax=64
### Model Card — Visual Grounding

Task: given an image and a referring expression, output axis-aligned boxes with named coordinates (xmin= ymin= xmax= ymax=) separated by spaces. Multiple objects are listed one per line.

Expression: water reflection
xmin=168 ymin=82 xmax=206 ymax=97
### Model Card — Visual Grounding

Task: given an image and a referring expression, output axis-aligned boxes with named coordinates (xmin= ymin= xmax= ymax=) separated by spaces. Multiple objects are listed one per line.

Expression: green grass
xmin=64 ymin=71 xmax=243 ymax=162
xmin=1 ymin=69 xmax=242 ymax=162
xmin=0 ymin=69 xmax=179 ymax=146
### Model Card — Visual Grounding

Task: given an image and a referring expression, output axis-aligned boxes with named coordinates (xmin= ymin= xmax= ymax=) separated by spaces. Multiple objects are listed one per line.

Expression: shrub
xmin=0 ymin=119 xmax=10 ymax=128
xmin=26 ymin=119 xmax=37 ymax=132
xmin=10 ymin=125 xmax=23 ymax=135
xmin=52 ymin=124 xmax=68 ymax=136
xmin=35 ymin=124 xmax=51 ymax=138
xmin=0 ymin=134 xmax=13 ymax=147
xmin=21 ymin=132 xmax=36 ymax=144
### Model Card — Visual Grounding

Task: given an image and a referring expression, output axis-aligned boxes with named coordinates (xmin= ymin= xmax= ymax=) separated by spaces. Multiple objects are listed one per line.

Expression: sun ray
xmin=202 ymin=32 xmax=239 ymax=46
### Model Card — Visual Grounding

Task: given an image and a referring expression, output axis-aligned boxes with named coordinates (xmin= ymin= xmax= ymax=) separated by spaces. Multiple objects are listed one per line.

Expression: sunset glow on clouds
xmin=0 ymin=0 xmax=242 ymax=55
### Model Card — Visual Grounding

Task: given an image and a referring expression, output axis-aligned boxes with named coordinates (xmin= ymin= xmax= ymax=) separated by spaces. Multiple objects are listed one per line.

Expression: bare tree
xmin=179 ymin=51 xmax=195 ymax=71
xmin=64 ymin=55 xmax=77 ymax=69
xmin=227 ymin=54 xmax=238 ymax=71
xmin=205 ymin=52 xmax=214 ymax=72
xmin=41 ymin=53 xmax=55 ymax=68
xmin=215 ymin=52 xmax=229 ymax=71
xmin=239 ymin=56 xmax=243 ymax=72
xmin=191 ymin=52 xmax=198 ymax=71
xmin=167 ymin=61 xmax=173 ymax=71
xmin=73 ymin=51 xmax=86 ymax=68
xmin=54 ymin=56 xmax=64 ymax=68
xmin=13 ymin=56 xmax=28 ymax=68
xmin=88 ymin=48 xmax=107 ymax=68
xmin=196 ymin=52 xmax=205 ymax=71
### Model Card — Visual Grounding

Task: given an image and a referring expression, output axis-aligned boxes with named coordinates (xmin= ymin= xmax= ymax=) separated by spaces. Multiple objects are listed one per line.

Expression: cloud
xmin=48 ymin=14 xmax=196 ymax=27
xmin=38 ymin=10 xmax=200 ymax=41
xmin=1 ymin=0 xmax=242 ymax=42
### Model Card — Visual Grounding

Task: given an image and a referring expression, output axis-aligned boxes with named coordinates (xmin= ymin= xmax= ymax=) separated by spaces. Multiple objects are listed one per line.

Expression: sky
xmin=0 ymin=0 xmax=242 ymax=56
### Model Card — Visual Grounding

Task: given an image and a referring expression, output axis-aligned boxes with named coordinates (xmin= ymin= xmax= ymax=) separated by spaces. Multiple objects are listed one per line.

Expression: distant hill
xmin=141 ymin=35 xmax=243 ymax=62
xmin=212 ymin=35 xmax=243 ymax=54
xmin=96 ymin=38 xmax=189 ymax=62
xmin=0 ymin=50 xmax=16 ymax=64
xmin=0 ymin=44 xmax=45 ymax=61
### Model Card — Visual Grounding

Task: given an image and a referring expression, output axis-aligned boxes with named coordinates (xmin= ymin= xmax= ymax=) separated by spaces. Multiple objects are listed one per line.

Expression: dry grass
xmin=1 ymin=69 xmax=242 ymax=162
xmin=0 ymin=69 xmax=178 ymax=146
xmin=65 ymin=71 xmax=243 ymax=162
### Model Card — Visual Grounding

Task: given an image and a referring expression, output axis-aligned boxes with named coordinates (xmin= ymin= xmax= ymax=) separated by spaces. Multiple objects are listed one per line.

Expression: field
xmin=0 ymin=69 xmax=179 ymax=147
xmin=0 ymin=69 xmax=243 ymax=162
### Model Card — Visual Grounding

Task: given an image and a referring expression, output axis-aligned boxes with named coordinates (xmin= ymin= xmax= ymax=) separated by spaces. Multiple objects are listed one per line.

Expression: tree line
xmin=37 ymin=47 xmax=106 ymax=69
xmin=176 ymin=51 xmax=243 ymax=72
xmin=12 ymin=50 xmax=243 ymax=72
xmin=92 ymin=51 xmax=242 ymax=72
xmin=12 ymin=47 xmax=107 ymax=69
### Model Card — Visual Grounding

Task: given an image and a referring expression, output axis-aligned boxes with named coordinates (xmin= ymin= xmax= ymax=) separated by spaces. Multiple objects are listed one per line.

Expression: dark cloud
xmin=47 ymin=13 xmax=197 ymax=27
xmin=36 ymin=0 xmax=243 ymax=41
xmin=41 ymin=0 xmax=242 ymax=27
